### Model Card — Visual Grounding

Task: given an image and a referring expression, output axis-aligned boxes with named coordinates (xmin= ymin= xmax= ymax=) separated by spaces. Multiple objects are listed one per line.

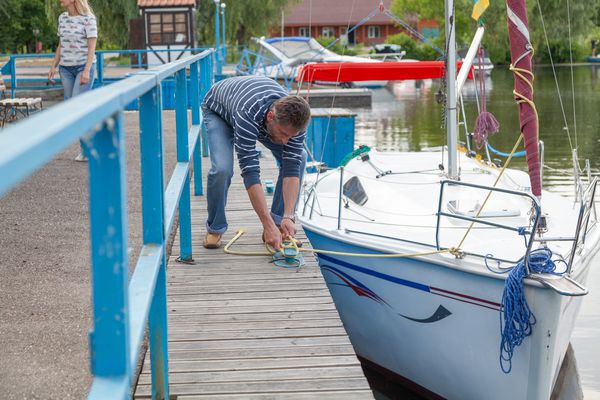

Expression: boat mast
xmin=445 ymin=0 xmax=458 ymax=179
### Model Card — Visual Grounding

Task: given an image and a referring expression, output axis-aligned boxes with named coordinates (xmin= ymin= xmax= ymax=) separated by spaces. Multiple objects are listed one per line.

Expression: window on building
xmin=298 ymin=26 xmax=310 ymax=37
xmin=148 ymin=12 xmax=189 ymax=45
xmin=322 ymin=27 xmax=335 ymax=38
xmin=367 ymin=26 xmax=381 ymax=39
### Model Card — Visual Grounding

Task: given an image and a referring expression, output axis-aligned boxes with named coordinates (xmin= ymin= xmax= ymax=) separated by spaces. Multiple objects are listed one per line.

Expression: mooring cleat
xmin=272 ymin=240 xmax=304 ymax=268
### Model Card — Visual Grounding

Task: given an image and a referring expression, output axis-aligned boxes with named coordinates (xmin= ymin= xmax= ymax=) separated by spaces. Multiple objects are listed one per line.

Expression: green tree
xmin=389 ymin=0 xmax=600 ymax=63
xmin=0 ymin=0 xmax=54 ymax=53
xmin=195 ymin=0 xmax=300 ymax=46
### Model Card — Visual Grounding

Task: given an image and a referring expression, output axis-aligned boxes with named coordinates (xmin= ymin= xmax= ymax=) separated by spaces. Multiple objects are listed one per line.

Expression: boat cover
xmin=296 ymin=61 xmax=473 ymax=83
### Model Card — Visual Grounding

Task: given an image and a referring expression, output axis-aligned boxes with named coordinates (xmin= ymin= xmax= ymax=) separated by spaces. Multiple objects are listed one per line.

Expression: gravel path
xmin=0 ymin=110 xmax=181 ymax=399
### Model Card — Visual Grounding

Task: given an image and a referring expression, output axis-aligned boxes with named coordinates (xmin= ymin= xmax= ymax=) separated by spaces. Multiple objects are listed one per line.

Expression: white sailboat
xmin=297 ymin=0 xmax=599 ymax=399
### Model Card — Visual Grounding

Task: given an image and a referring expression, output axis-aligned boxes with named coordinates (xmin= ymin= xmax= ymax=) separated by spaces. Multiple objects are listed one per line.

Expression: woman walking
xmin=48 ymin=0 xmax=98 ymax=161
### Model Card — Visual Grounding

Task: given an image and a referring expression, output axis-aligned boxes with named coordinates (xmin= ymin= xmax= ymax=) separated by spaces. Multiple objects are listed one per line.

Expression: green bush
xmin=315 ymin=36 xmax=358 ymax=56
xmin=537 ymin=39 xmax=585 ymax=63
xmin=385 ymin=33 xmax=442 ymax=60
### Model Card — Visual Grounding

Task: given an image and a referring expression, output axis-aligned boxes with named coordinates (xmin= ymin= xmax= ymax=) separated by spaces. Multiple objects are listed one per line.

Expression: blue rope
xmin=499 ymin=247 xmax=559 ymax=373
xmin=487 ymin=142 xmax=526 ymax=158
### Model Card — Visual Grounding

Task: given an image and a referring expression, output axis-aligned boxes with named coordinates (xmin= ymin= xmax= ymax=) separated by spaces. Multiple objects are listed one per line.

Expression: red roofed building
xmin=282 ymin=0 xmax=439 ymax=46
xmin=282 ymin=0 xmax=399 ymax=45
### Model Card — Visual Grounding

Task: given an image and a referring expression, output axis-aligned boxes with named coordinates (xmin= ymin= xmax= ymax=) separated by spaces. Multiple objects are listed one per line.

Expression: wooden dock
xmin=134 ymin=150 xmax=373 ymax=399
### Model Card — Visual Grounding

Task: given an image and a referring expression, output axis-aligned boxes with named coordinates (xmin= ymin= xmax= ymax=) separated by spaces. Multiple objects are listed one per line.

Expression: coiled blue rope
xmin=500 ymin=247 xmax=559 ymax=373
xmin=487 ymin=142 xmax=526 ymax=158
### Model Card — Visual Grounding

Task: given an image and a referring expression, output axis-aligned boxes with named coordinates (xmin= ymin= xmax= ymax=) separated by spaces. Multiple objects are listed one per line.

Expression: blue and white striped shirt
xmin=202 ymin=76 xmax=306 ymax=189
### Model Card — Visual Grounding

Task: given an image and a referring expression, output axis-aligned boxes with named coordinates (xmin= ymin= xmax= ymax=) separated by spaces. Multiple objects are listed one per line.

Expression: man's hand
xmin=280 ymin=217 xmax=296 ymax=240
xmin=263 ymin=223 xmax=283 ymax=251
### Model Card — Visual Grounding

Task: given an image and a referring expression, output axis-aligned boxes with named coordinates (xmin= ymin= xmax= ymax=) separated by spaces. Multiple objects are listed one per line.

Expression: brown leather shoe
xmin=203 ymin=232 xmax=222 ymax=249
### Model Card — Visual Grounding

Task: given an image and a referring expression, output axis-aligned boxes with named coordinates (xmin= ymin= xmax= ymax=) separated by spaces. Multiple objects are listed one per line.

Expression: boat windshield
xmin=268 ymin=39 xmax=336 ymax=62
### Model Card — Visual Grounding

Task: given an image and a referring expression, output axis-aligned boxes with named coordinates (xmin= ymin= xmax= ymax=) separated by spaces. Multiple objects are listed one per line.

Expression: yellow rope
xmin=453 ymin=60 xmax=540 ymax=252
xmin=224 ymin=60 xmax=540 ymax=261
xmin=224 ymin=229 xmax=453 ymax=259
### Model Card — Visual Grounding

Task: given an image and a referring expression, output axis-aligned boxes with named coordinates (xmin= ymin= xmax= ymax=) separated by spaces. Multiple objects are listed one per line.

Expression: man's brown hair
xmin=271 ymin=95 xmax=311 ymax=131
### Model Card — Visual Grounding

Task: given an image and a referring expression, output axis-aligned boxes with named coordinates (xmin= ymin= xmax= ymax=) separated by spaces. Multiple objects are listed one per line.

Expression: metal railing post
xmin=9 ymin=56 xmax=16 ymax=98
xmin=214 ymin=0 xmax=222 ymax=76
xmin=221 ymin=3 xmax=227 ymax=63
xmin=139 ymin=85 xmax=169 ymax=400
xmin=175 ymin=69 xmax=193 ymax=261
xmin=96 ymin=53 xmax=104 ymax=87
xmin=190 ymin=61 xmax=204 ymax=196
xmin=86 ymin=111 xmax=131 ymax=384
xmin=200 ymin=56 xmax=212 ymax=157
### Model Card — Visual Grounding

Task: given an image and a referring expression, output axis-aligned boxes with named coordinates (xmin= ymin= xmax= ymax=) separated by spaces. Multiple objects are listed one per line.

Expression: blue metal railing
xmin=0 ymin=48 xmax=212 ymax=98
xmin=0 ymin=49 xmax=214 ymax=399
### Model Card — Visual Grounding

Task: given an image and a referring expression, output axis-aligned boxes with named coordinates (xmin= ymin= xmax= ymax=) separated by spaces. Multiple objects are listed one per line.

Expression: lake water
xmin=352 ymin=65 xmax=600 ymax=399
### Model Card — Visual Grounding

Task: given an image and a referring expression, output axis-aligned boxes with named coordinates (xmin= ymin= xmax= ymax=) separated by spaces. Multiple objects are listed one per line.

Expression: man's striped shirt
xmin=202 ymin=76 xmax=306 ymax=189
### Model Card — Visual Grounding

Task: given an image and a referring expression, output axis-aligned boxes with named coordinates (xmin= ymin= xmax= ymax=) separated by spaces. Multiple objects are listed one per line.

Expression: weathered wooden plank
xmin=138 ymin=366 xmax=366 ymax=385
xmin=168 ymin=273 xmax=322 ymax=282
xmin=167 ymin=289 xmax=331 ymax=300
xmin=156 ymin=344 xmax=358 ymax=362
xmin=168 ymin=276 xmax=326 ymax=286
xmin=141 ymin=354 xmax=360 ymax=373
xmin=134 ymin=377 xmax=372 ymax=397
xmin=168 ymin=336 xmax=353 ymax=351
xmin=168 ymin=296 xmax=333 ymax=309
xmin=168 ymin=310 xmax=342 ymax=324
xmin=168 ymin=303 xmax=337 ymax=317
xmin=168 ymin=327 xmax=348 ymax=342
xmin=167 ymin=285 xmax=330 ymax=297
xmin=175 ymin=390 xmax=374 ymax=399
xmin=169 ymin=317 xmax=342 ymax=331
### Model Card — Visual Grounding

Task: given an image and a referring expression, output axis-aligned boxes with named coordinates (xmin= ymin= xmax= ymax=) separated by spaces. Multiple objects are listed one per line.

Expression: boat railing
xmin=436 ymin=179 xmax=542 ymax=270
xmin=235 ymin=48 xmax=297 ymax=90
xmin=437 ymin=179 xmax=597 ymax=296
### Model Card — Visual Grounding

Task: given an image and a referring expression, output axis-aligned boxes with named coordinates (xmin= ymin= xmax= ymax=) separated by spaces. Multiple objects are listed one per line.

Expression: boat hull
xmin=303 ymin=227 xmax=592 ymax=400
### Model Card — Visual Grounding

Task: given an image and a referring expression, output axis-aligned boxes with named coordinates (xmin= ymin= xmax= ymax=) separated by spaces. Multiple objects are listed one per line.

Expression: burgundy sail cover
xmin=506 ymin=0 xmax=541 ymax=197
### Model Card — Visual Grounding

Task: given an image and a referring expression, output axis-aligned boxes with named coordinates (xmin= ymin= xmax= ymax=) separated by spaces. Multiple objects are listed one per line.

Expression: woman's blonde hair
xmin=74 ymin=0 xmax=94 ymax=16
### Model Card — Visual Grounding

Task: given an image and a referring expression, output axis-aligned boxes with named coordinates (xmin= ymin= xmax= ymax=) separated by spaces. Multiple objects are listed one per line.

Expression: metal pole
xmin=221 ymin=3 xmax=227 ymax=64
xmin=175 ymin=69 xmax=193 ymax=261
xmin=337 ymin=167 xmax=344 ymax=231
xmin=445 ymin=0 xmax=458 ymax=179
xmin=213 ymin=0 xmax=222 ymax=76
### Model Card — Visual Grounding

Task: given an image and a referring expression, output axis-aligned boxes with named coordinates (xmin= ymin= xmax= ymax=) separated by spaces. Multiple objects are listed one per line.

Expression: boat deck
xmin=133 ymin=150 xmax=373 ymax=399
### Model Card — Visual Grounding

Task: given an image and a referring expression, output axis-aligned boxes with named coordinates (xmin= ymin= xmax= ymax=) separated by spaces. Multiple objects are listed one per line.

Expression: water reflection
xmin=353 ymin=65 xmax=600 ymax=398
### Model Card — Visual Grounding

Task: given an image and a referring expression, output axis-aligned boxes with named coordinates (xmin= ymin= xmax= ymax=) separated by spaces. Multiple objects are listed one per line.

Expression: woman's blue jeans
xmin=59 ymin=63 xmax=96 ymax=100
xmin=202 ymin=107 xmax=307 ymax=235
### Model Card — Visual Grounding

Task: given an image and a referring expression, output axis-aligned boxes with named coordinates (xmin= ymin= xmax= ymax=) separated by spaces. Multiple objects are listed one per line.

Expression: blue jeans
xmin=59 ymin=63 xmax=96 ymax=100
xmin=203 ymin=107 xmax=307 ymax=235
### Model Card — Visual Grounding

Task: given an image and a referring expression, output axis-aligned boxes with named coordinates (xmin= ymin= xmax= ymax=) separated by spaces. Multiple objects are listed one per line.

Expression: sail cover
xmin=296 ymin=61 xmax=472 ymax=83
xmin=506 ymin=0 xmax=541 ymax=197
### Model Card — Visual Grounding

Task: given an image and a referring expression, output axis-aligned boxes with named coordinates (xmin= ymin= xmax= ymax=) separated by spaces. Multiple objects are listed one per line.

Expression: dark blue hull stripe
xmin=318 ymin=253 xmax=431 ymax=293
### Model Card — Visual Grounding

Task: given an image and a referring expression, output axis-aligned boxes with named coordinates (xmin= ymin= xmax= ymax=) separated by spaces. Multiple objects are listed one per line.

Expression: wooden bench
xmin=0 ymin=73 xmax=43 ymax=128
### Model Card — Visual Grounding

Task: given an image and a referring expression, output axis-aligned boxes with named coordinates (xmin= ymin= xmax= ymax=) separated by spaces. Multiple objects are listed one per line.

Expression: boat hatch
xmin=343 ymin=176 xmax=368 ymax=206
xmin=447 ymin=199 xmax=521 ymax=218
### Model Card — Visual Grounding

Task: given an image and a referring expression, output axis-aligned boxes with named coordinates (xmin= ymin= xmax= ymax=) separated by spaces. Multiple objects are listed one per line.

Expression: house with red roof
xmin=281 ymin=0 xmax=438 ymax=46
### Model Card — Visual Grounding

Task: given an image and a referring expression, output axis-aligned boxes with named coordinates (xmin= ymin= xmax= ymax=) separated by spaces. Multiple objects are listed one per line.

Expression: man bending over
xmin=201 ymin=76 xmax=310 ymax=251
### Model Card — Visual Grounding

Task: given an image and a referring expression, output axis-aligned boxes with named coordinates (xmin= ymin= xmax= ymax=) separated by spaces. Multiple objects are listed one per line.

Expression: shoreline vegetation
xmin=1 ymin=0 xmax=598 ymax=65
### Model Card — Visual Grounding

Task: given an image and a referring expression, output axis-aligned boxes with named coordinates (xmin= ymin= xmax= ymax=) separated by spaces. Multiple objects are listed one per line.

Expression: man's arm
xmin=279 ymin=176 xmax=300 ymax=239
xmin=246 ymin=183 xmax=282 ymax=250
